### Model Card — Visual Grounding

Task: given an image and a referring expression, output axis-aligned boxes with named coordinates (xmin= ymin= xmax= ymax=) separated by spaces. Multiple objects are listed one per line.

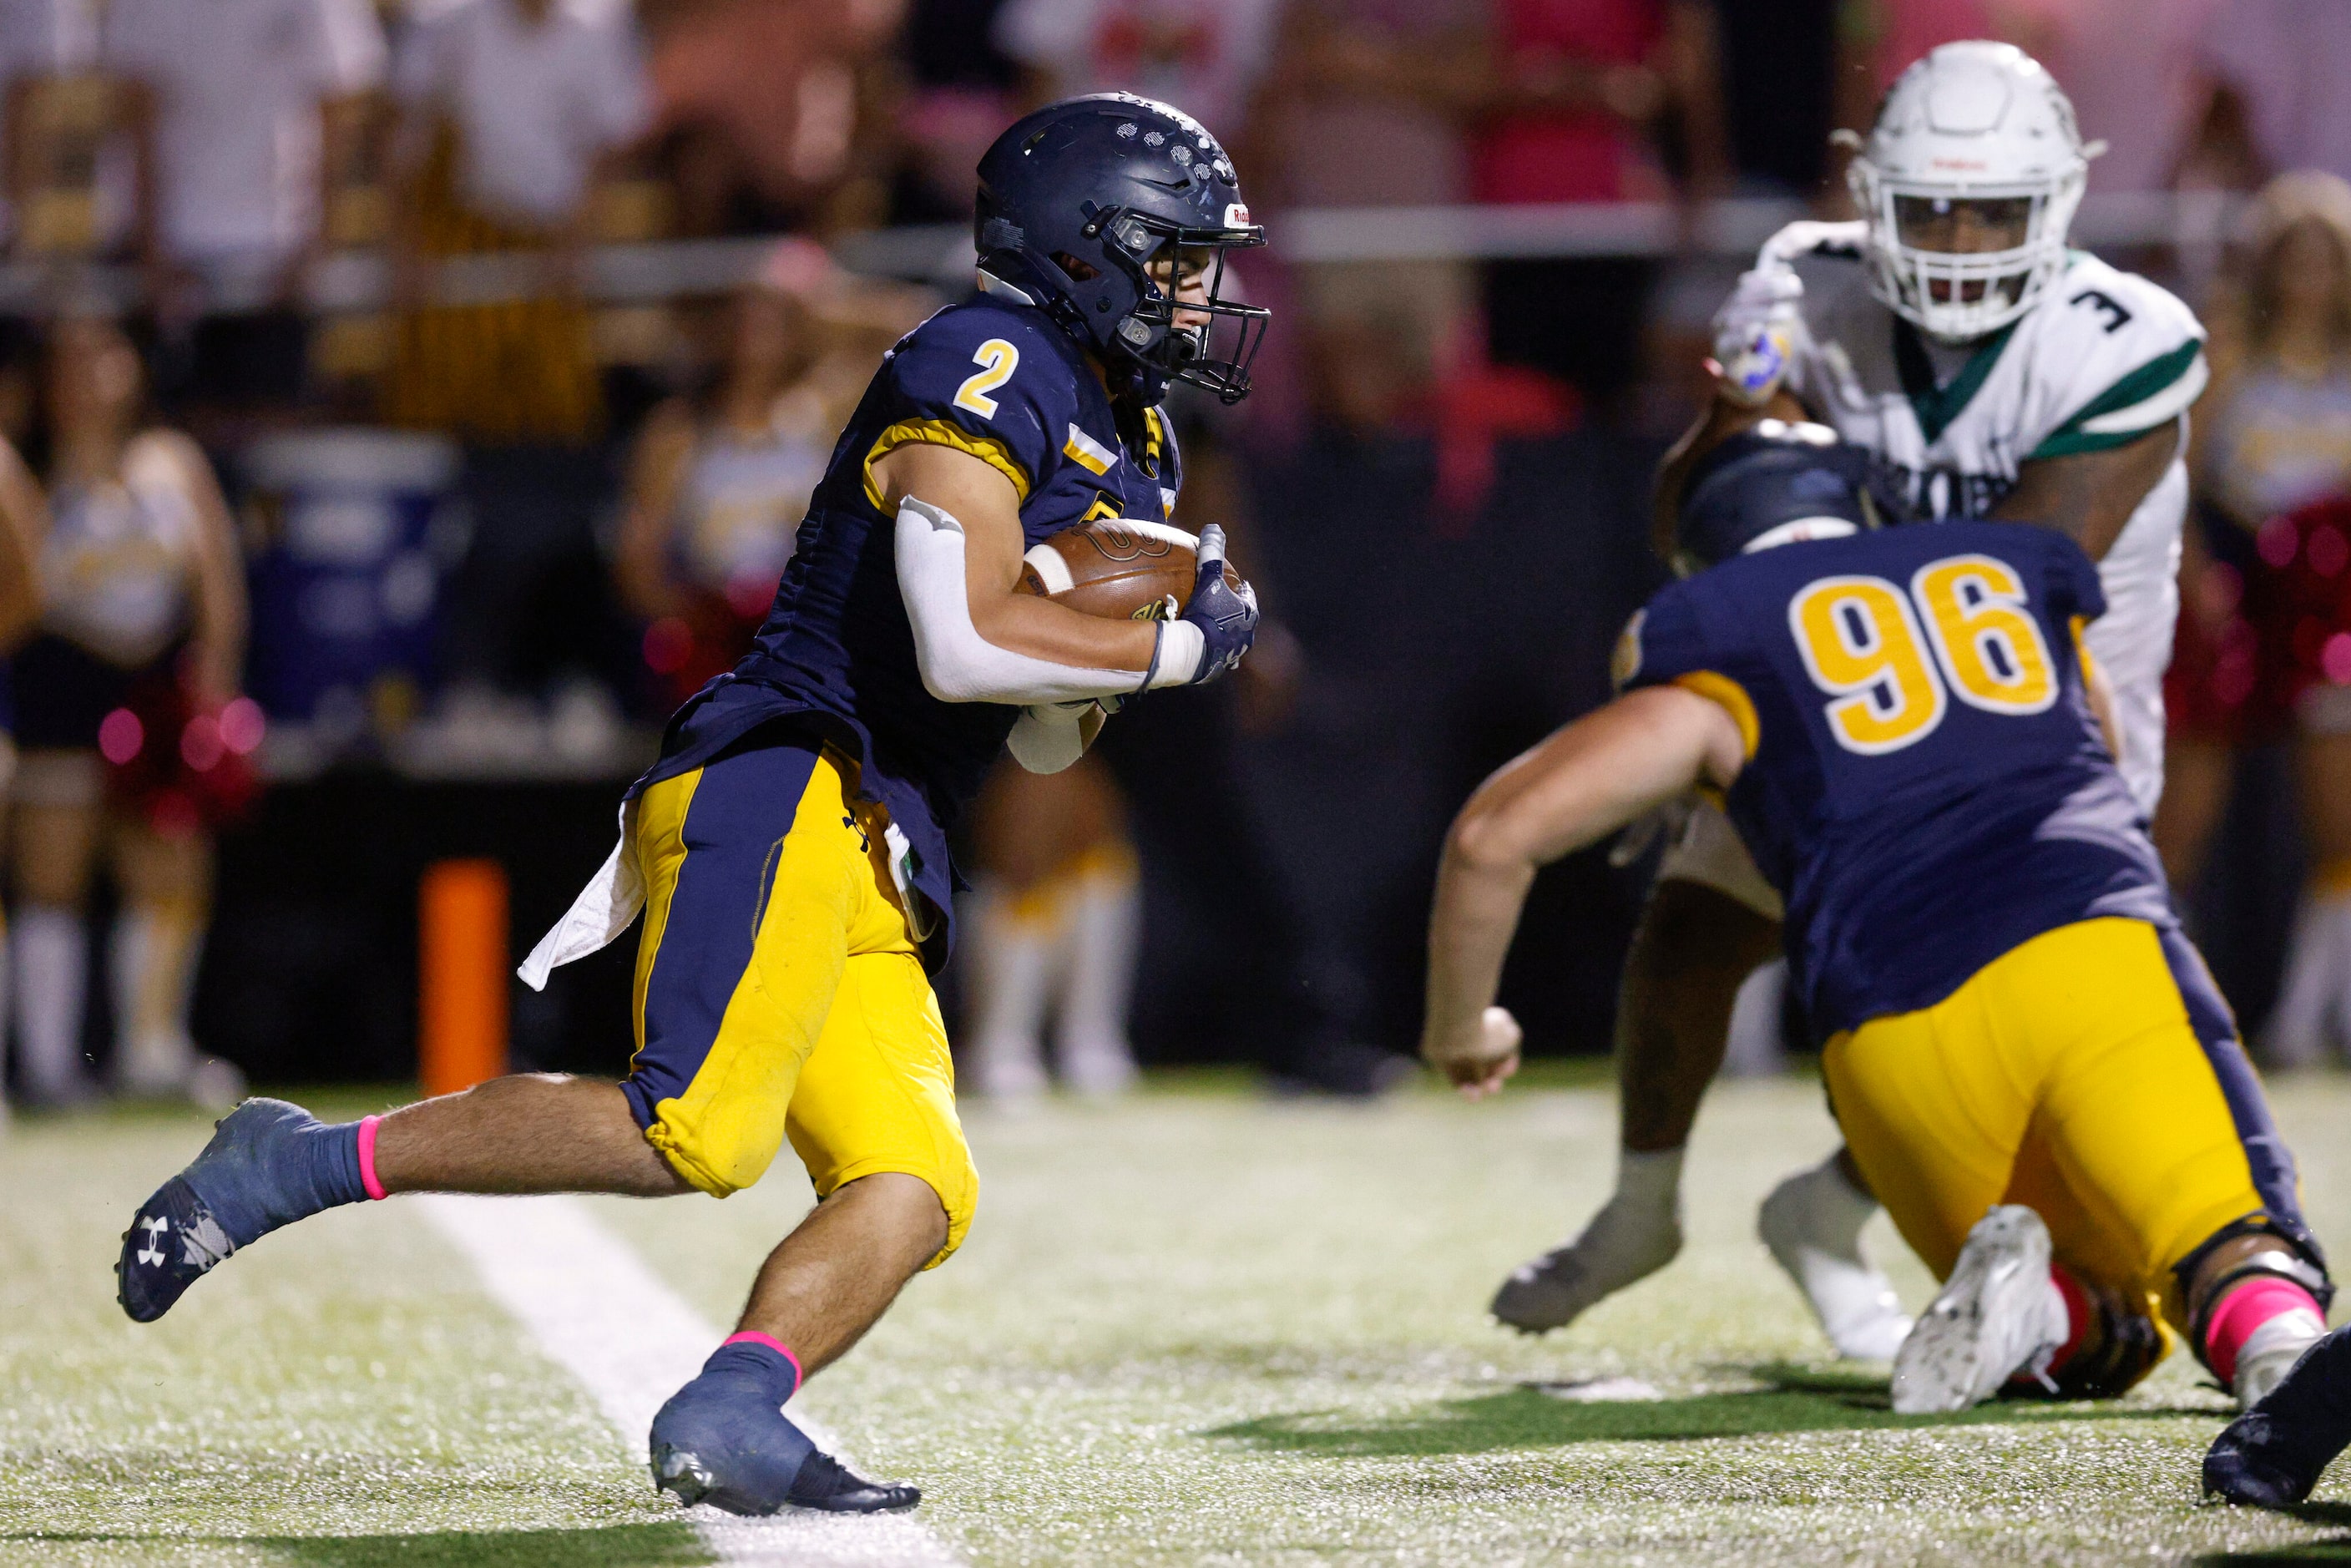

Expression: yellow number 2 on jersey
xmin=954 ymin=339 xmax=1020 ymax=419
xmin=1788 ymin=551 xmax=2061 ymax=756
xmin=1789 ymin=575 xmax=1947 ymax=754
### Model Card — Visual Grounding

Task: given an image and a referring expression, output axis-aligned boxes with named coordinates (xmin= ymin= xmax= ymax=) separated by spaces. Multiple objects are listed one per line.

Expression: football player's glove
xmin=1143 ymin=523 xmax=1256 ymax=690
xmin=1711 ymin=266 xmax=1805 ymax=407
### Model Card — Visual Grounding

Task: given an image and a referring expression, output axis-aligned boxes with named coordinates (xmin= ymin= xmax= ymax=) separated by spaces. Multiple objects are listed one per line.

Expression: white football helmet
xmin=1843 ymin=41 xmax=2104 ymax=342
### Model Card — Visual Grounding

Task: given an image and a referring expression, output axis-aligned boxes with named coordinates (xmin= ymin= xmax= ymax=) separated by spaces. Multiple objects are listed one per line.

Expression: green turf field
xmin=6 ymin=1071 xmax=2349 ymax=1565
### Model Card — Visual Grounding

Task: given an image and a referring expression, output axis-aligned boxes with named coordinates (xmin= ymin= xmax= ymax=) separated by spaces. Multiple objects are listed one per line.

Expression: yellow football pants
xmin=622 ymin=741 xmax=975 ymax=1265
xmin=1824 ymin=918 xmax=2281 ymax=1341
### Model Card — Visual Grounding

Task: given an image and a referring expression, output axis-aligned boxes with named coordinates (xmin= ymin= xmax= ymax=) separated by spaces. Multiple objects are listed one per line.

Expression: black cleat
xmin=2206 ymin=1324 xmax=2351 ymax=1507
xmin=650 ymin=1433 xmax=919 ymax=1516
xmin=116 ymin=1099 xmax=351 ymax=1323
xmin=782 ymin=1450 xmax=921 ymax=1513
xmin=650 ymin=1343 xmax=919 ymax=1515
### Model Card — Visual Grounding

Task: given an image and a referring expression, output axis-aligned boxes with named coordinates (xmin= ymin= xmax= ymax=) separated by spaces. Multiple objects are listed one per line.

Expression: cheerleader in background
xmin=13 ymin=315 xmax=247 ymax=1106
xmin=617 ymin=240 xmax=933 ymax=701
xmin=963 ymin=749 xmax=1142 ymax=1102
xmin=2159 ymin=173 xmax=2351 ymax=1064
xmin=615 ymin=240 xmax=842 ymax=707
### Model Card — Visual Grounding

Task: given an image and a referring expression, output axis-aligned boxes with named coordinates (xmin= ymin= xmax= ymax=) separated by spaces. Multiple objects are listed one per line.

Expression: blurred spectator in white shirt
xmin=2178 ymin=0 xmax=2351 ymax=190
xmin=1 ymin=0 xmax=114 ymax=255
xmin=385 ymin=0 xmax=650 ymax=445
xmin=395 ymin=0 xmax=650 ymax=233
xmin=104 ymin=0 xmax=383 ymax=309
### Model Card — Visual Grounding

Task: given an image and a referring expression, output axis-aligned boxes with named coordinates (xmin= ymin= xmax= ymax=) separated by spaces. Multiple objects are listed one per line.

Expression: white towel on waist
xmin=518 ymin=799 xmax=643 ymax=991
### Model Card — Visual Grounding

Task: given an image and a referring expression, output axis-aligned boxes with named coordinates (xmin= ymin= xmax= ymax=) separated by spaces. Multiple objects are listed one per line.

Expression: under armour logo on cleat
xmin=136 ymin=1215 xmax=169 ymax=1267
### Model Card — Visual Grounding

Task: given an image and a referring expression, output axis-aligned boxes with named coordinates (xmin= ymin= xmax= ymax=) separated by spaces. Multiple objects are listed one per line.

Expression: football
xmin=1015 ymin=518 xmax=1246 ymax=621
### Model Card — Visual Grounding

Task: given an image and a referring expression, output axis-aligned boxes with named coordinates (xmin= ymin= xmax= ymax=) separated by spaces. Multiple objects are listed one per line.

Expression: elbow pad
xmin=895 ymin=497 xmax=1149 ymax=704
xmin=1006 ymin=701 xmax=1093 ymax=774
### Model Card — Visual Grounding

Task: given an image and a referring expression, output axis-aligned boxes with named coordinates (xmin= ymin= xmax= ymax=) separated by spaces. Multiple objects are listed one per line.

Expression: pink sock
xmin=724 ymin=1330 xmax=804 ymax=1391
xmin=356 ymin=1115 xmax=387 ymax=1201
xmin=2205 ymin=1277 xmax=2325 ymax=1384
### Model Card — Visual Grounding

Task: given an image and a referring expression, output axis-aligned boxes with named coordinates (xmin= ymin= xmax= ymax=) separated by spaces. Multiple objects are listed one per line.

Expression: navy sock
xmin=697 ymin=1335 xmax=803 ymax=1408
xmin=192 ymin=1103 xmax=374 ymax=1247
xmin=284 ymin=1120 xmax=372 ymax=1221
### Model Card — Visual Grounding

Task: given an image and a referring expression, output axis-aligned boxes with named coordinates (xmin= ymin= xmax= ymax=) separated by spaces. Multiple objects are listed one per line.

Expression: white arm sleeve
xmin=896 ymin=495 xmax=1176 ymax=703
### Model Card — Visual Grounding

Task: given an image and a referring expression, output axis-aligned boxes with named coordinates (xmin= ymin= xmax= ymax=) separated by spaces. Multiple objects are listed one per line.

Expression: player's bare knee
xmin=813 ymin=1175 xmax=949 ymax=1278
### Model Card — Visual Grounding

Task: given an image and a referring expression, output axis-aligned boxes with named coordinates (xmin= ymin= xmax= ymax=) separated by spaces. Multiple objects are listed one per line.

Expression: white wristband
xmin=1142 ymin=620 xmax=1205 ymax=689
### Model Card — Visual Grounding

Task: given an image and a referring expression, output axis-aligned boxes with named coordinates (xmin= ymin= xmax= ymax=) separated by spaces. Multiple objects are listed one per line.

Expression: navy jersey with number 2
xmin=624 ymin=292 xmax=1185 ymax=963
xmin=1617 ymin=519 xmax=2174 ymax=1040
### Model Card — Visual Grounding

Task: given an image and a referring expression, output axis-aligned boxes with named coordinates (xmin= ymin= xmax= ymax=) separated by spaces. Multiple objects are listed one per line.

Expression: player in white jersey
xmin=1488 ymin=41 xmax=2212 ymax=1359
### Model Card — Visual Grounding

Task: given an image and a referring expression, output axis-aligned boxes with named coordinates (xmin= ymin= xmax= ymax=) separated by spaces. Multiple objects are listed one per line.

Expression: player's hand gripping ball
xmin=1017 ymin=518 xmax=1259 ymax=686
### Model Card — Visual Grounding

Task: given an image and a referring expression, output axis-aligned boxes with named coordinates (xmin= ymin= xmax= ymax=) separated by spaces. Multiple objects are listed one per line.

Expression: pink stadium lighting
xmin=98 ymin=708 xmax=142 ymax=766
xmin=219 ymin=696 xmax=266 ymax=756
xmin=181 ymin=714 xmax=224 ymax=772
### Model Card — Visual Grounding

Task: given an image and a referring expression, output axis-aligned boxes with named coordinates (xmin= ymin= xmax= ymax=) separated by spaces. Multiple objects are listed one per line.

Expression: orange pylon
xmin=419 ymin=858 xmax=509 ymax=1096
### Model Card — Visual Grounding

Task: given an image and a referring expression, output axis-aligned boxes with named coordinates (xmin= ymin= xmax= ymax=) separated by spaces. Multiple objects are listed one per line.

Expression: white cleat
xmin=1891 ymin=1205 xmax=2069 ymax=1414
xmin=2233 ymin=1307 xmax=2330 ymax=1409
xmin=1758 ymin=1157 xmax=1913 ymax=1361
xmin=1492 ymin=1196 xmax=1681 ymax=1334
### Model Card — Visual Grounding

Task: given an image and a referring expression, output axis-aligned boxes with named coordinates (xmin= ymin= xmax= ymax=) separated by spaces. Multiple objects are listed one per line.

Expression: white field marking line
xmin=417 ymin=1193 xmax=962 ymax=1568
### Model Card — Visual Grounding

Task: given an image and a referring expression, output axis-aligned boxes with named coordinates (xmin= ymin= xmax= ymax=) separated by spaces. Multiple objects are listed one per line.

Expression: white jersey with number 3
xmin=1779 ymin=223 xmax=2207 ymax=814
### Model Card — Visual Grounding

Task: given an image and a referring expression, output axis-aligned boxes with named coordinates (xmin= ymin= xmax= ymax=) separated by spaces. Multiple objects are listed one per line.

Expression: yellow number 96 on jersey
xmin=1790 ymin=552 xmax=2059 ymax=756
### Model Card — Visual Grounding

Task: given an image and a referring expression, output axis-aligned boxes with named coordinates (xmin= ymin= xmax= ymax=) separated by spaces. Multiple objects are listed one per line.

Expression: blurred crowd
xmin=8 ymin=0 xmax=2351 ymax=1101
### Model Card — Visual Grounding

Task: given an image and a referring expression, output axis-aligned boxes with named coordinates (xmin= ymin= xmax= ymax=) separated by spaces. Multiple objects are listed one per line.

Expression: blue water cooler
xmin=241 ymin=429 xmax=462 ymax=761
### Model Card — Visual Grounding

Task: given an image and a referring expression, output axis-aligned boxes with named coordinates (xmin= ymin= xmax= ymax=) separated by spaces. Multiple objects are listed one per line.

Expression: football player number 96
xmin=1790 ymin=553 xmax=2059 ymax=756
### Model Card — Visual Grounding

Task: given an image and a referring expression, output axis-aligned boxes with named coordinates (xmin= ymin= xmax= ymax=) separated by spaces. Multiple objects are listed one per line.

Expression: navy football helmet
xmin=976 ymin=94 xmax=1268 ymax=405
xmin=1675 ymin=421 xmax=1880 ymax=575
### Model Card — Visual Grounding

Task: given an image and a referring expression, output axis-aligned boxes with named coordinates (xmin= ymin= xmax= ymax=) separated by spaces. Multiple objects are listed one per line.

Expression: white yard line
xmin=417 ymin=1192 xmax=962 ymax=1568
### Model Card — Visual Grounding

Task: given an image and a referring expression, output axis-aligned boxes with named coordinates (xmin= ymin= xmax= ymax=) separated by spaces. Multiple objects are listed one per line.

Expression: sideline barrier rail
xmin=0 ymin=192 xmax=2245 ymax=316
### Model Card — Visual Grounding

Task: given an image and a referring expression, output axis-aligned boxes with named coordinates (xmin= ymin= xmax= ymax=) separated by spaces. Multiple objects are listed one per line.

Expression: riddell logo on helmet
xmin=1930 ymin=159 xmax=1990 ymax=170
xmin=1226 ymin=204 xmax=1251 ymax=226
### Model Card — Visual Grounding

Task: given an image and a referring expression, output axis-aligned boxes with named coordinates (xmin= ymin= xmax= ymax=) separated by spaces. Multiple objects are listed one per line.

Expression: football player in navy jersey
xmin=1423 ymin=424 xmax=2333 ymax=1419
xmin=111 ymin=94 xmax=1263 ymax=1515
